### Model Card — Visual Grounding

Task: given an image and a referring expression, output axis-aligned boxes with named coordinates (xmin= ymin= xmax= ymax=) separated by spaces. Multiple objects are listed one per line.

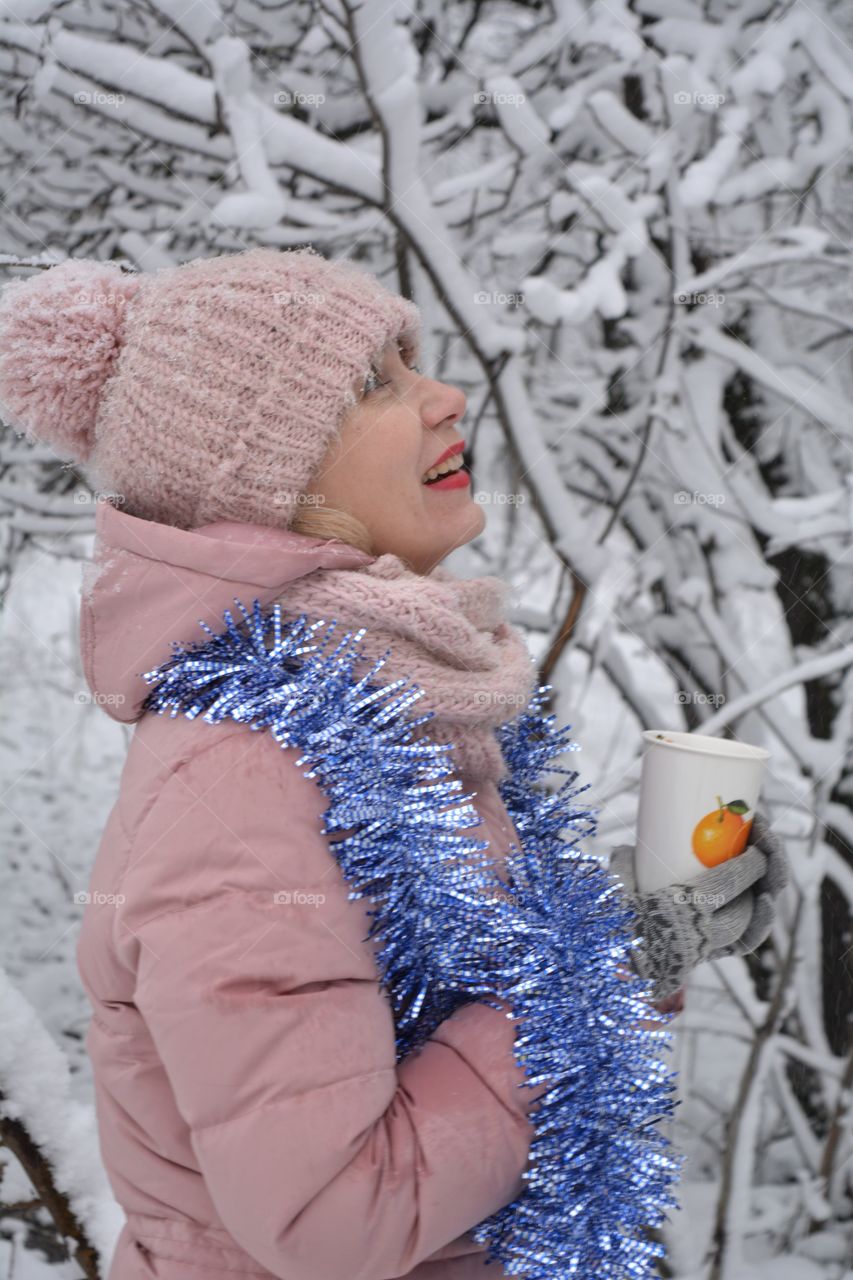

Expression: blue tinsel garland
xmin=141 ymin=598 xmax=684 ymax=1280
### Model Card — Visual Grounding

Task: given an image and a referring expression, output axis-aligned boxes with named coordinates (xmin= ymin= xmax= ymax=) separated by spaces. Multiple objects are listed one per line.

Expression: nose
xmin=419 ymin=376 xmax=467 ymax=433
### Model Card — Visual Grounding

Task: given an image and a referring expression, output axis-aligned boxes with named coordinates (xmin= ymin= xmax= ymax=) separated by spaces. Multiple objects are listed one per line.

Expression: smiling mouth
xmin=422 ymin=452 xmax=469 ymax=486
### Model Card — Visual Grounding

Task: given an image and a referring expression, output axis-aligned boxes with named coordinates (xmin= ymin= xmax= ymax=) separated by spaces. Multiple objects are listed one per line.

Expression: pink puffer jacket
xmin=76 ymin=503 xmax=546 ymax=1280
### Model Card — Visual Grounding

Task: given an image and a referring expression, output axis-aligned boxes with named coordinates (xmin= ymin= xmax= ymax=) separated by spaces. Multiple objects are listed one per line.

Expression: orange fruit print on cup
xmin=692 ymin=795 xmax=753 ymax=868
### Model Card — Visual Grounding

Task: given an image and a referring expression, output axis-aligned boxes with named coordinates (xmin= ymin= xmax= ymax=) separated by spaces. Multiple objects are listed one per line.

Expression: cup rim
xmin=642 ymin=729 xmax=770 ymax=762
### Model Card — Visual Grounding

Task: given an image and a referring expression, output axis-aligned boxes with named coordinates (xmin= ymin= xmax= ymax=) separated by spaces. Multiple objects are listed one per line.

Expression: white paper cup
xmin=634 ymin=730 xmax=770 ymax=894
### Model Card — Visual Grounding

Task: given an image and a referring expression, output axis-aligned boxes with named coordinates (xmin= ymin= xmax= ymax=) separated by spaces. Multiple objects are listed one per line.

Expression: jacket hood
xmin=80 ymin=501 xmax=375 ymax=724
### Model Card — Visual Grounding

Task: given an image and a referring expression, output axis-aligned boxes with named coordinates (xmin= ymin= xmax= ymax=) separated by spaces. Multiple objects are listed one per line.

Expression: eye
xmin=362 ymin=364 xmax=391 ymax=396
xmin=396 ymin=338 xmax=422 ymax=376
xmin=362 ymin=347 xmax=422 ymax=397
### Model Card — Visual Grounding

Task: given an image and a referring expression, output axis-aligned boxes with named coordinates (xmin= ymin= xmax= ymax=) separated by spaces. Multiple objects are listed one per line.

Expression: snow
xmin=674 ymin=230 xmax=832 ymax=297
xmin=0 ymin=968 xmax=124 ymax=1269
xmin=742 ymin=1259 xmax=832 ymax=1280
xmin=485 ymin=75 xmax=550 ymax=155
xmin=522 ymin=228 xmax=639 ymax=324
xmin=679 ymin=106 xmax=750 ymax=208
xmin=4 ymin=0 xmax=853 ymax=1272
xmin=801 ymin=21 xmax=853 ymax=102
xmin=149 ymin=0 xmax=221 ymax=48
xmin=586 ymin=89 xmax=657 ymax=156
xmin=0 ymin=545 xmax=128 ymax=1273
xmin=432 ymin=156 xmax=516 ymax=204
xmin=548 ymin=62 xmax=635 ymax=131
xmin=730 ymin=52 xmax=787 ymax=98
xmin=682 ymin=322 xmax=851 ymax=437
xmin=0 ymin=0 xmax=53 ymax=19
xmin=798 ymin=1232 xmax=851 ymax=1263
xmin=580 ymin=0 xmax=644 ymax=61
xmin=210 ymin=192 xmax=285 ymax=229
xmin=792 ymin=83 xmax=851 ymax=171
xmin=53 ymin=28 xmax=217 ymax=124
xmin=208 ymin=35 xmax=287 ymax=230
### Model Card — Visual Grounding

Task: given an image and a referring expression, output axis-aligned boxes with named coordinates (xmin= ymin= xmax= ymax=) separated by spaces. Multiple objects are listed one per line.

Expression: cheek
xmin=371 ymin=416 xmax=423 ymax=487
xmin=331 ymin=405 xmax=424 ymax=508
xmin=326 ymin=417 xmax=378 ymax=491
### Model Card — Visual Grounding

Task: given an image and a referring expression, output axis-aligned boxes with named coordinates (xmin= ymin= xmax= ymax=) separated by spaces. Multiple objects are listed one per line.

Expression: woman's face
xmin=303 ymin=340 xmax=485 ymax=573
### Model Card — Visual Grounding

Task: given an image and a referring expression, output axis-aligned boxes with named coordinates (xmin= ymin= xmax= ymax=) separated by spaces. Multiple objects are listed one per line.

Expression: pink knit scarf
xmin=275 ymin=554 xmax=538 ymax=783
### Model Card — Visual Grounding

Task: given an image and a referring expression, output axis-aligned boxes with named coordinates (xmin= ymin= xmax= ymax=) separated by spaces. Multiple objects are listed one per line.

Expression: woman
xmin=0 ymin=247 xmax=788 ymax=1280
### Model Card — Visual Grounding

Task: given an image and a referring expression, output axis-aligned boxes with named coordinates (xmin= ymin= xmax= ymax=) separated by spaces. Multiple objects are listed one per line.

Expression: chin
xmin=452 ymin=500 xmax=486 ymax=544
xmin=379 ymin=498 xmax=485 ymax=570
xmin=434 ymin=510 xmax=486 ymax=560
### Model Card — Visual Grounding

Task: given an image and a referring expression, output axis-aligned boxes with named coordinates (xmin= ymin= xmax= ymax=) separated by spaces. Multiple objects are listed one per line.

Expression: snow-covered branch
xmin=3 ymin=0 xmax=853 ymax=1273
xmin=0 ymin=967 xmax=123 ymax=1275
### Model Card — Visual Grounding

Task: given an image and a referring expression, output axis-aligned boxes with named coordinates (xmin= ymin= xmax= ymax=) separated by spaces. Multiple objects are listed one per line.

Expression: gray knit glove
xmin=609 ymin=811 xmax=790 ymax=1002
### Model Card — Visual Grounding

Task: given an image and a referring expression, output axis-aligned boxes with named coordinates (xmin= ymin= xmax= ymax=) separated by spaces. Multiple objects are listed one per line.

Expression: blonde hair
xmin=290 ymin=502 xmax=375 ymax=557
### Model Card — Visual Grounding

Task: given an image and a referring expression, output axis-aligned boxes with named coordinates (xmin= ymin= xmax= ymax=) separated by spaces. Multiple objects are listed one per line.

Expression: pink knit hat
xmin=0 ymin=247 xmax=421 ymax=529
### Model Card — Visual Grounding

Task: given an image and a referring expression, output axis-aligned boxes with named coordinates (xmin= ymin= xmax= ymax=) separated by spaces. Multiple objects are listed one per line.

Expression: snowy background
xmin=1 ymin=0 xmax=853 ymax=1276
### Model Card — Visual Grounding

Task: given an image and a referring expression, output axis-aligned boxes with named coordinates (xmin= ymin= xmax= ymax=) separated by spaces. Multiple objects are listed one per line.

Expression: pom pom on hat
xmin=0 ymin=258 xmax=141 ymax=462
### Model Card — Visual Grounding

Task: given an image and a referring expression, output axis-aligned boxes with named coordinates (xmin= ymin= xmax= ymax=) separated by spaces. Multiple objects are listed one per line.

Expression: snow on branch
xmin=0 ymin=967 xmax=123 ymax=1275
xmin=3 ymin=0 xmax=853 ymax=1272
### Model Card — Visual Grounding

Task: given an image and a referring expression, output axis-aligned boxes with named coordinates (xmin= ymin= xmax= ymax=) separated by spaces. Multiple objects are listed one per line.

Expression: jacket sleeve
xmin=124 ymin=726 xmax=541 ymax=1280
